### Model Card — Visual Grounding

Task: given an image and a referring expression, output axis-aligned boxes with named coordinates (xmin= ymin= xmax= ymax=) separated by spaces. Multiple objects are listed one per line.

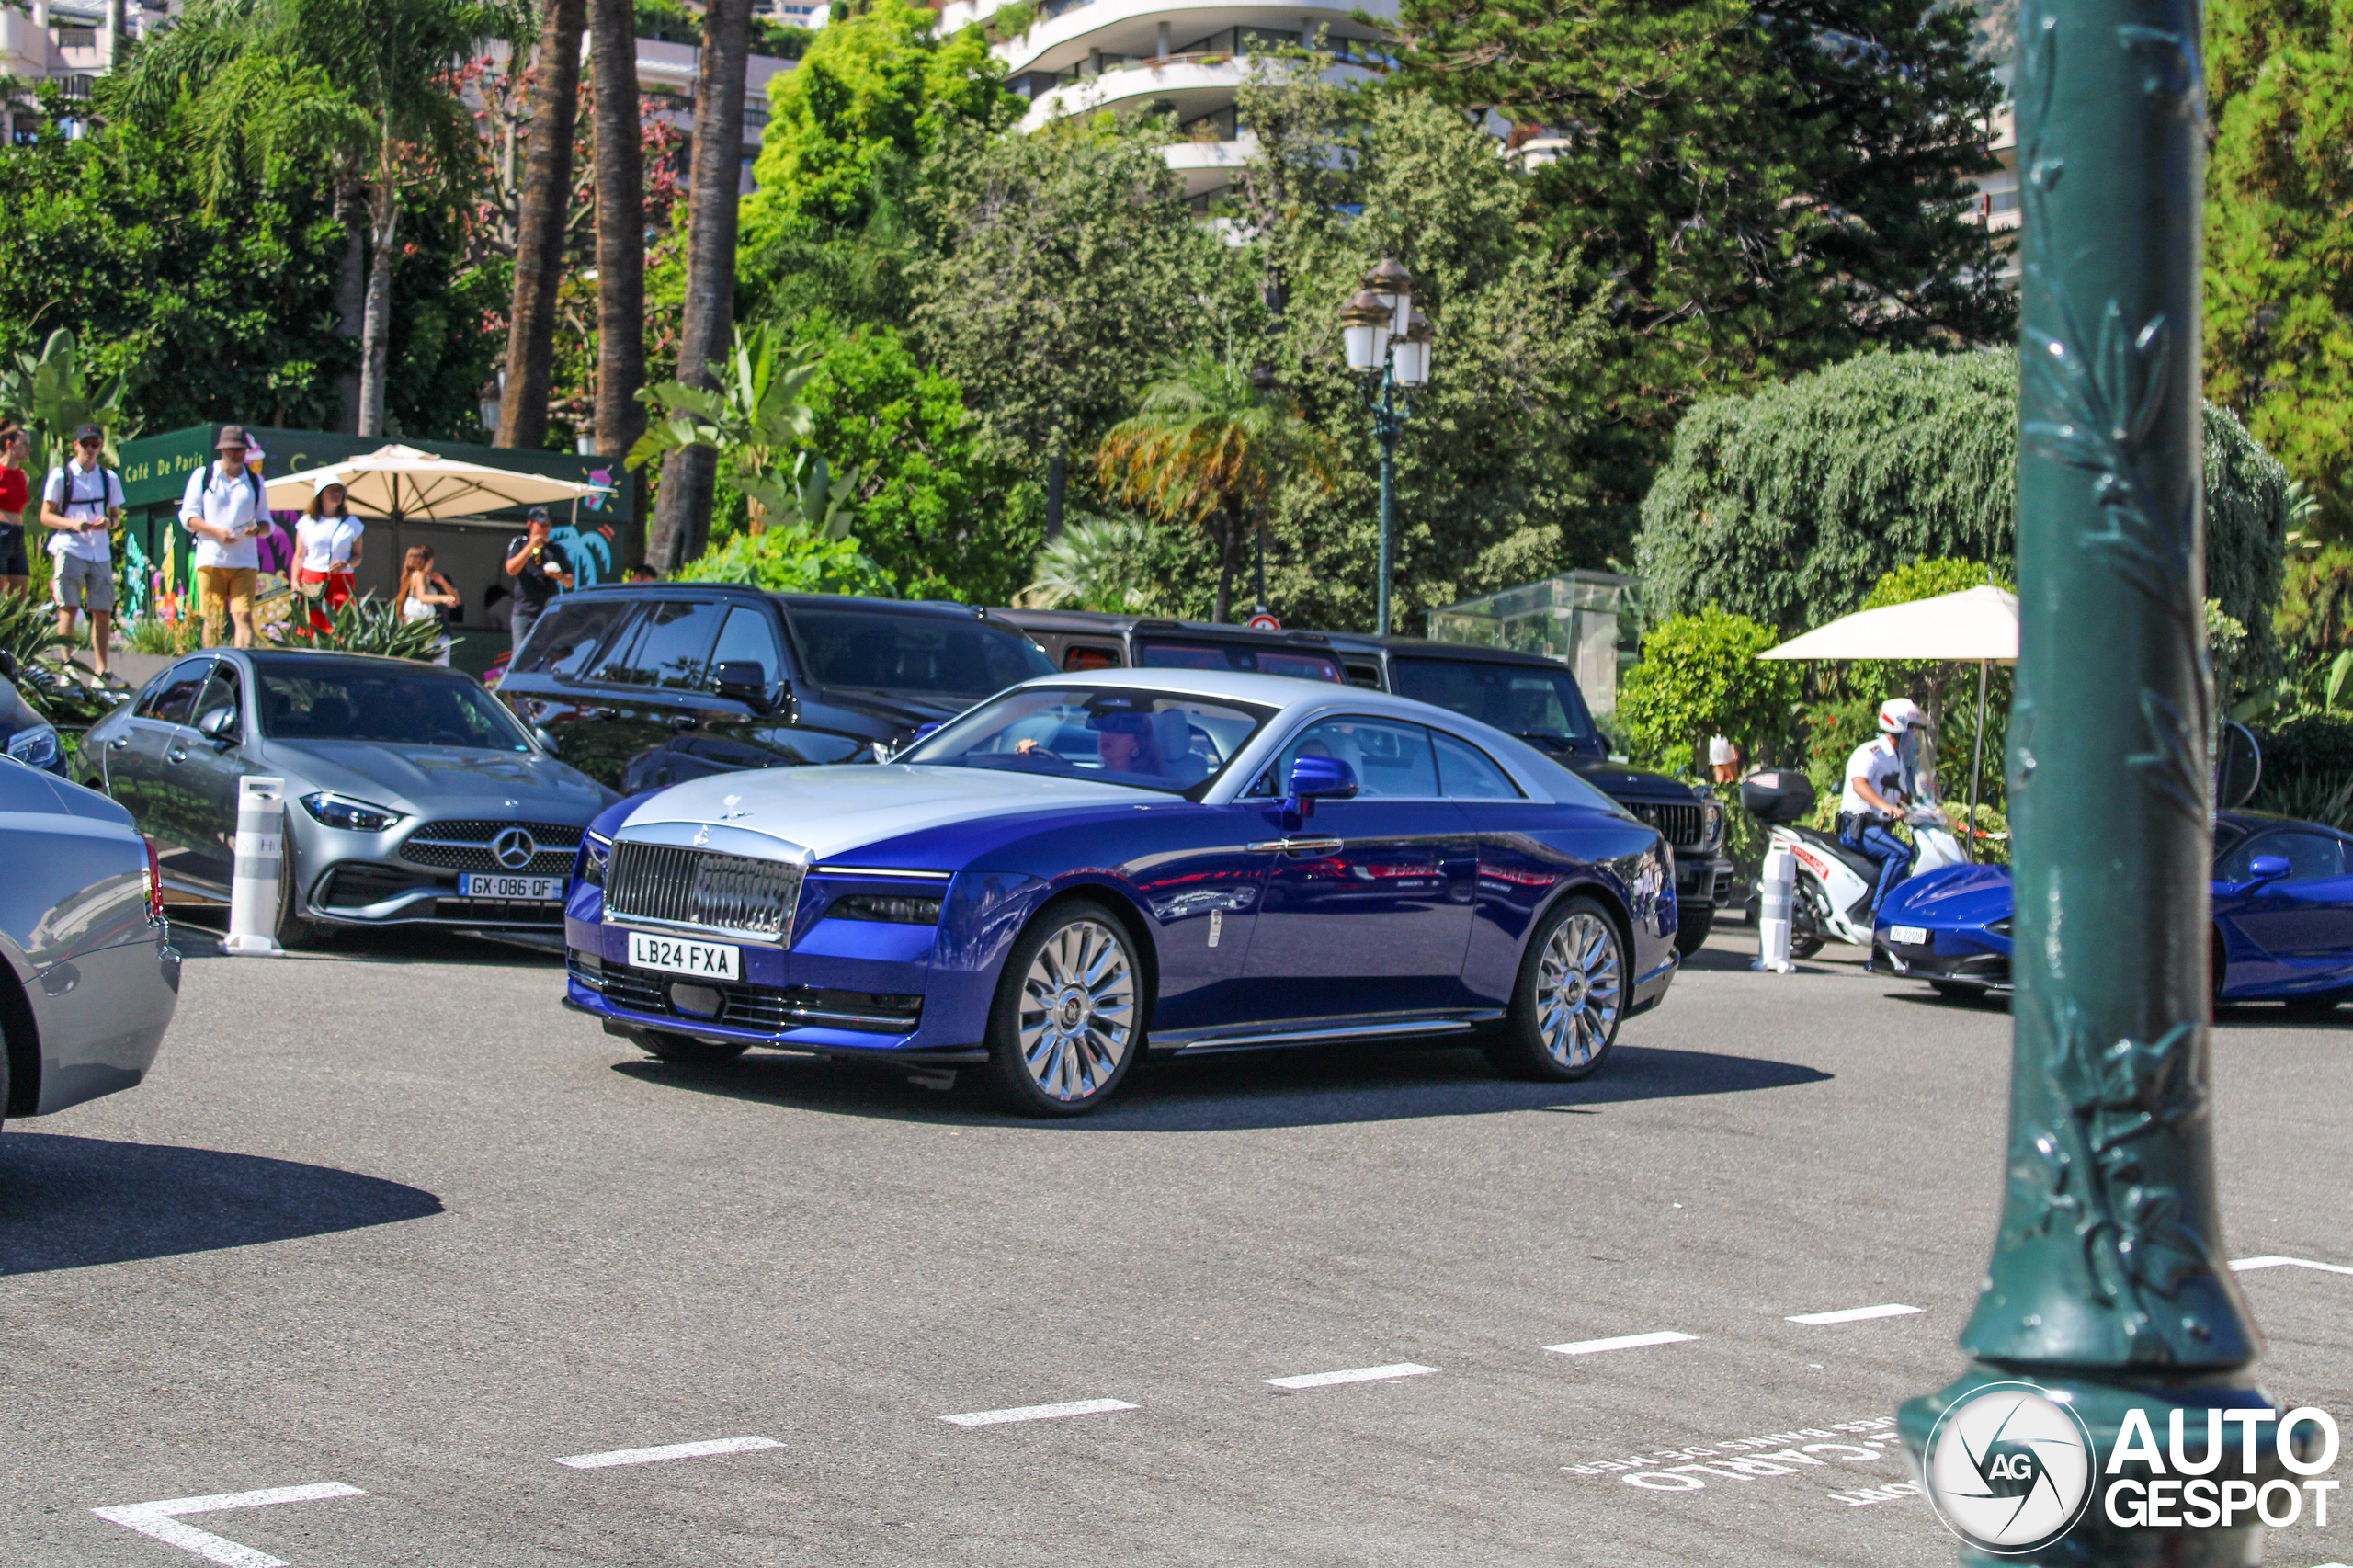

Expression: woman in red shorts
xmin=294 ymin=483 xmax=362 ymax=632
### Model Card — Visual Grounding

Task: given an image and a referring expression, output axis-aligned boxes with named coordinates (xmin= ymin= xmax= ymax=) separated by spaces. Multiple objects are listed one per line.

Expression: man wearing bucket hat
xmin=40 ymin=422 xmax=122 ymax=678
xmin=178 ymin=424 xmax=272 ymax=648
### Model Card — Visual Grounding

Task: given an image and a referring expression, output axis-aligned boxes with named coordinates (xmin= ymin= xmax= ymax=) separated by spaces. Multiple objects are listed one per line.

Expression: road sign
xmin=1246 ymin=613 xmax=1280 ymax=631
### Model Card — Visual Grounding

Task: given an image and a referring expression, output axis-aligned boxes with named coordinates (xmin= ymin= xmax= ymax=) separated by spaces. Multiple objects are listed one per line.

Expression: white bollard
xmin=220 ymin=776 xmax=287 ymax=956
xmin=1754 ymin=838 xmax=1795 ymax=973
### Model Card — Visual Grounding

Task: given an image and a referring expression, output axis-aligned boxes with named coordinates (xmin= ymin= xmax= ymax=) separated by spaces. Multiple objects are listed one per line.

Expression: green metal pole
xmin=1375 ymin=375 xmax=1396 ymax=638
xmin=1899 ymin=0 xmax=2286 ymax=1555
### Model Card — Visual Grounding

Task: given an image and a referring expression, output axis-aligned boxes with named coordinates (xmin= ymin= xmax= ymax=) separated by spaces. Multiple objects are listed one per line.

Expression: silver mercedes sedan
xmin=78 ymin=650 xmax=616 ymax=948
xmin=0 ymin=753 xmax=177 ymax=1123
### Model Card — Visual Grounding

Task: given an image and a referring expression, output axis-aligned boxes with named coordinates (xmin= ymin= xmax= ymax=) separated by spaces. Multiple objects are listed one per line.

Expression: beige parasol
xmin=264 ymin=443 xmax=609 ymax=521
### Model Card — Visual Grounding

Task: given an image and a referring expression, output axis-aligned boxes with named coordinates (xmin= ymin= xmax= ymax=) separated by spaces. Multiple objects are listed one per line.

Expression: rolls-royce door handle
xmin=1246 ymin=836 xmax=1345 ymax=855
xmin=108 ymin=736 xmax=131 ymax=750
xmin=586 ymin=706 xmax=620 ymax=722
xmin=669 ymin=714 xmax=700 ymax=732
xmin=165 ymin=745 xmax=188 ymax=764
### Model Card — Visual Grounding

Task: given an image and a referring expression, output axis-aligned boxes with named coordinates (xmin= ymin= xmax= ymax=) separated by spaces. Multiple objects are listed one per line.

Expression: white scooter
xmin=1745 ymin=727 xmax=1967 ymax=960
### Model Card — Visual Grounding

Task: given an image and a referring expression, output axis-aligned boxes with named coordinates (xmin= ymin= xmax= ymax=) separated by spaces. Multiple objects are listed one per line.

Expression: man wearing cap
xmin=178 ymin=424 xmax=272 ymax=648
xmin=40 ymin=423 xmax=122 ymax=677
xmin=502 ymin=506 xmax=574 ymax=653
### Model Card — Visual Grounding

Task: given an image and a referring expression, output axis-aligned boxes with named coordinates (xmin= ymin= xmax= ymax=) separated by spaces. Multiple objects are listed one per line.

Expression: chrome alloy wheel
xmin=1534 ymin=910 xmax=1622 ymax=1069
xmin=1016 ymin=917 xmax=1135 ymax=1101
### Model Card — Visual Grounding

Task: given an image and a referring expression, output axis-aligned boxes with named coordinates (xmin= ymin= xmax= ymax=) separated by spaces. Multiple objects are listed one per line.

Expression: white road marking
xmin=2233 ymin=1255 xmax=2353 ymax=1278
xmin=552 ymin=1436 xmax=782 ymax=1469
xmin=1264 ymin=1362 xmax=1437 ymax=1390
xmin=940 ymin=1398 xmax=1138 ymax=1426
xmin=1546 ymin=1331 xmax=1698 ymax=1356
xmin=92 ymin=1483 xmax=366 ymax=1568
xmin=1786 ymin=1303 xmax=1924 ymax=1325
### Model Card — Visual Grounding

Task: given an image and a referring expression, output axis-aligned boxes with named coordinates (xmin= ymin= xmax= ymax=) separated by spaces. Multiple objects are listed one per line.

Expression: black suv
xmin=999 ymin=608 xmax=1353 ymax=683
xmin=496 ymin=586 xmax=1054 ymax=791
xmin=1313 ymin=634 xmax=1732 ymax=957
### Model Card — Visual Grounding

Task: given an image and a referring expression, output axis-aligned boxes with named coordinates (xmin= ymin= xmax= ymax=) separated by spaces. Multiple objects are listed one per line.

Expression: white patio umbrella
xmin=1760 ymin=584 xmax=2019 ymax=858
xmin=265 ymin=442 xmax=609 ymax=520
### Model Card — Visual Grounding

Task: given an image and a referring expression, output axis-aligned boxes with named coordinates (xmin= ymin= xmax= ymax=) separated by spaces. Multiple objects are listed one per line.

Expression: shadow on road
xmin=167 ymin=911 xmax=562 ymax=968
xmin=613 ymin=1041 xmax=1834 ymax=1131
xmin=0 ymin=1133 xmax=444 ymax=1275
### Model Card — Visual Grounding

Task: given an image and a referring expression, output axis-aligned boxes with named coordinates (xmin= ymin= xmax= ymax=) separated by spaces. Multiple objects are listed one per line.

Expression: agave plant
xmin=280 ymin=593 xmax=447 ymax=662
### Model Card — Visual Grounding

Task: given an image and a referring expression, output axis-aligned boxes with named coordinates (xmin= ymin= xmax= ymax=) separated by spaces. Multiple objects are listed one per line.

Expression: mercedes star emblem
xmin=491 ymin=826 xmax=539 ymax=870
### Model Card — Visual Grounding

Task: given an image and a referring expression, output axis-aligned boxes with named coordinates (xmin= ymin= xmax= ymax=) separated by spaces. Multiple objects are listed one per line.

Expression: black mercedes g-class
xmin=496 ymin=586 xmax=1054 ymax=791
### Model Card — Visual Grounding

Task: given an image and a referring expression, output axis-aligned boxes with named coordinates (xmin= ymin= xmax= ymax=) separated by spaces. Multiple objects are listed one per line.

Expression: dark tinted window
xmin=193 ymin=663 xmax=242 ymax=735
xmin=2221 ymin=830 xmax=2347 ymax=881
xmin=600 ymin=599 xmax=725 ymax=690
xmin=792 ymin=608 xmax=1053 ymax=698
xmin=1343 ymin=661 xmax=1383 ymax=689
xmin=1433 ymin=730 xmax=1521 ymax=799
xmin=1063 ymin=643 xmax=1121 ymax=671
xmin=1136 ymin=638 xmax=1343 ymax=683
xmin=257 ymin=661 xmax=533 ymax=751
xmin=710 ymin=605 xmax=783 ymax=683
xmin=139 ymin=659 xmax=212 ymax=725
xmin=1391 ymin=656 xmax=1595 ymax=744
xmin=514 ymin=597 xmax=638 ymax=679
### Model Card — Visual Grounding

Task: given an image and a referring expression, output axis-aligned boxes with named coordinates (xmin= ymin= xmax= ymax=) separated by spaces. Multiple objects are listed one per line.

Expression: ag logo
xmin=1921 ymin=1382 xmax=2096 ymax=1554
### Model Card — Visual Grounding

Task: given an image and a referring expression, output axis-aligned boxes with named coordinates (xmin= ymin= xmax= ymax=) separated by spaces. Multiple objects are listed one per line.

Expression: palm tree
xmin=109 ymin=0 xmax=522 ymax=437
xmin=647 ymin=0 xmax=755 ymax=572
xmin=496 ymin=0 xmax=586 ymax=449
xmin=588 ymin=0 xmax=645 ymax=484
xmin=1096 ymin=357 xmax=1336 ymax=623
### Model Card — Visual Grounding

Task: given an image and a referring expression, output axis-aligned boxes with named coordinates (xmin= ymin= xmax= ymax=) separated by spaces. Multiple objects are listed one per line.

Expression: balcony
xmin=983 ymin=0 xmax=1397 ymax=78
xmin=1018 ymin=52 xmax=1375 ymax=131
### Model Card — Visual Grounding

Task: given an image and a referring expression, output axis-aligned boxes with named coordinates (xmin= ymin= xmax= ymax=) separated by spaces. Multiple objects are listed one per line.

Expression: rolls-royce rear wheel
xmin=1485 ymin=895 xmax=1625 ymax=1082
xmin=984 ymin=900 xmax=1142 ymax=1117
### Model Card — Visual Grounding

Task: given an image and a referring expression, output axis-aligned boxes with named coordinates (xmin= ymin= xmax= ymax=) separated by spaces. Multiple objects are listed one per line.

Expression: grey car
xmin=0 ymin=752 xmax=177 ymax=1125
xmin=78 ymin=650 xmax=617 ymax=948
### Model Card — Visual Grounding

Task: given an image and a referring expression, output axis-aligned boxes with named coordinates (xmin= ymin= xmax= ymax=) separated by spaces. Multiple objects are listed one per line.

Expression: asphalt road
xmin=4 ymin=920 xmax=2347 ymax=1568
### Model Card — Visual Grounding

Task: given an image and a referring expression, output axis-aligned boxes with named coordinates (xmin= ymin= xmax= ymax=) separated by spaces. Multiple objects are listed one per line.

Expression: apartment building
xmin=936 ymin=0 xmax=1393 ymax=204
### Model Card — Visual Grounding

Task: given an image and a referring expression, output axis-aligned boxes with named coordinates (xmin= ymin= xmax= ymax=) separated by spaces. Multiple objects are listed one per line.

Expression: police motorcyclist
xmin=1840 ymin=699 xmax=1932 ymax=919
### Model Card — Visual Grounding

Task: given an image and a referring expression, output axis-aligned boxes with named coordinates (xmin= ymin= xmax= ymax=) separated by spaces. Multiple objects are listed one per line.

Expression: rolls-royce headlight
xmin=578 ymin=830 xmax=612 ymax=887
xmin=830 ymin=892 xmax=941 ymax=925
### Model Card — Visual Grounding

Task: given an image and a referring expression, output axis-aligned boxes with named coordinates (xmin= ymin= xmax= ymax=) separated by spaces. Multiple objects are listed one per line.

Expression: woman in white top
xmin=294 ymin=483 xmax=363 ymax=632
xmin=398 ymin=545 xmax=460 ymax=665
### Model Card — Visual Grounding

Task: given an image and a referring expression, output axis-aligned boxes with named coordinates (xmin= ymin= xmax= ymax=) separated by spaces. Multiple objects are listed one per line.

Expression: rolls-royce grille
xmin=605 ymin=842 xmax=802 ymax=942
xmin=1630 ymin=801 xmax=1703 ymax=848
xmin=402 ymin=821 xmax=584 ymax=878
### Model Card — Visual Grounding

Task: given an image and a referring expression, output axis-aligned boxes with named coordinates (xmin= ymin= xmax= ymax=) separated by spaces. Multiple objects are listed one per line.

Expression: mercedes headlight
xmin=1700 ymin=799 xmax=1725 ymax=849
xmin=6 ymin=723 xmax=61 ymax=773
xmin=301 ymin=791 xmax=404 ymax=833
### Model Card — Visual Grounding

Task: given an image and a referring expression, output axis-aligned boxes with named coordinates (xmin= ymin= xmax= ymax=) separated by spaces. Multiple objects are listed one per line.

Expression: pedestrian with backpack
xmin=41 ymin=422 xmax=122 ymax=677
xmin=178 ymin=424 xmax=272 ymax=648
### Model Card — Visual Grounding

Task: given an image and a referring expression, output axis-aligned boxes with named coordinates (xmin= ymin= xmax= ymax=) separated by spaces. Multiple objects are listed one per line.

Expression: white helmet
xmin=1877 ymin=698 xmax=1927 ymax=735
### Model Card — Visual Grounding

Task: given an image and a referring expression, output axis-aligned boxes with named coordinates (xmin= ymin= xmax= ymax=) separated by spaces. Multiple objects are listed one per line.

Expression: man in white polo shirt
xmin=178 ymin=424 xmax=272 ymax=648
xmin=40 ymin=422 xmax=121 ymax=678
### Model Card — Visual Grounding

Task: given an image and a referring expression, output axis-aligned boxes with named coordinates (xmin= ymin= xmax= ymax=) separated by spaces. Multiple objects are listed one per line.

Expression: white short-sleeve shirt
xmin=44 ymin=459 xmax=121 ymax=562
xmin=1839 ymin=736 xmax=1905 ymax=818
xmin=296 ymin=513 xmax=364 ymax=572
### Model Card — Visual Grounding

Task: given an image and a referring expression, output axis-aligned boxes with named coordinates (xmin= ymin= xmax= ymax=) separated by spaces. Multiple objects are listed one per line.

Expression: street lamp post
xmin=1899 ymin=0 xmax=2290 ymax=1554
xmin=1340 ymin=258 xmax=1433 ymax=637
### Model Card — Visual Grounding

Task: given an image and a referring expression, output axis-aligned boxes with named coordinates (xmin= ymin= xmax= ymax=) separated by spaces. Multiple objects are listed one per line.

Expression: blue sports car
xmin=1876 ymin=811 xmax=2353 ymax=1012
xmin=562 ymin=670 xmax=1680 ymax=1114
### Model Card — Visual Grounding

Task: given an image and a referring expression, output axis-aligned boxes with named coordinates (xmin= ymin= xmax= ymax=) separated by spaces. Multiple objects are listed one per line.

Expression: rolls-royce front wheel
xmin=985 ymin=900 xmax=1142 ymax=1117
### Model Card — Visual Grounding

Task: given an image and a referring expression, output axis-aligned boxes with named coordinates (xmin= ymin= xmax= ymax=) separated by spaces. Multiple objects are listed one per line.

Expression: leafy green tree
xmin=630 ymin=324 xmax=862 ymax=535
xmin=914 ymin=114 xmax=1233 ymax=536
xmin=801 ymin=319 xmax=1032 ymax=603
xmin=1636 ymin=349 xmax=2295 ymax=675
xmin=109 ymin=0 xmax=522 ymax=436
xmin=1020 ymin=515 xmax=1155 ymax=612
xmin=0 ymin=331 xmax=130 ymax=474
xmin=674 ymin=524 xmax=893 ymax=596
xmin=1614 ymin=607 xmax=1802 ymax=775
xmin=1096 ymin=356 xmax=1336 ymax=624
xmin=1383 ymin=0 xmax=2012 ymax=540
xmin=743 ymin=0 xmax=1016 ymax=237
xmin=2205 ymin=0 xmax=2353 ymax=536
xmin=1241 ymin=89 xmax=1612 ymax=631
xmin=2279 ymin=544 xmax=2353 ymax=659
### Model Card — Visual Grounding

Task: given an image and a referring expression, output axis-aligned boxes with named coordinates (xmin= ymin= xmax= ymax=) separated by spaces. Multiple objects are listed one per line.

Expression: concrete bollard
xmin=1753 ymin=838 xmax=1794 ymax=973
xmin=220 ymin=776 xmax=286 ymax=956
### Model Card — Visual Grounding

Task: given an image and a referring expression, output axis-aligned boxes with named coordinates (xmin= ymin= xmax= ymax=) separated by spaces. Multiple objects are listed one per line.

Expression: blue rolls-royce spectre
xmin=563 ymin=671 xmax=1679 ymax=1115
